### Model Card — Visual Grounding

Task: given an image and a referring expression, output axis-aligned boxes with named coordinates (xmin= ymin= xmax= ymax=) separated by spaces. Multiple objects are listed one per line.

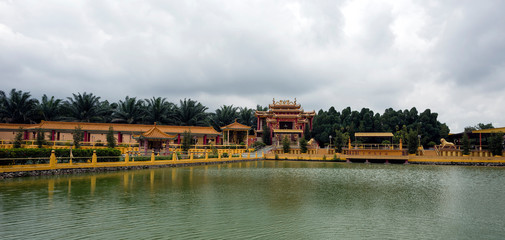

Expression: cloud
xmin=1 ymin=0 xmax=504 ymax=131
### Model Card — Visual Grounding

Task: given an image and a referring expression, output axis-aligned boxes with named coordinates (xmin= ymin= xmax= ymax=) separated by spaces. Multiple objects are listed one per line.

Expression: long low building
xmin=0 ymin=121 xmax=222 ymax=146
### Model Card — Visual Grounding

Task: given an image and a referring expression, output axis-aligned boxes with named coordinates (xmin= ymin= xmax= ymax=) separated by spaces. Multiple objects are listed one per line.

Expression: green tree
xmin=144 ymin=97 xmax=175 ymax=124
xmin=262 ymin=124 xmax=271 ymax=145
xmin=62 ymin=92 xmax=105 ymax=122
xmin=462 ymin=132 xmax=470 ymax=155
xmin=407 ymin=130 xmax=418 ymax=154
xmin=282 ymin=136 xmax=290 ymax=153
xmin=36 ymin=128 xmax=46 ymax=148
xmin=36 ymin=94 xmax=62 ymax=121
xmin=299 ymin=137 xmax=307 ymax=153
xmin=112 ymin=96 xmax=145 ymax=124
xmin=210 ymin=105 xmax=238 ymax=131
xmin=0 ymin=89 xmax=38 ymax=123
xmin=13 ymin=128 xmax=23 ymax=148
xmin=73 ymin=126 xmax=84 ymax=149
xmin=488 ymin=132 xmax=504 ymax=156
xmin=238 ymin=107 xmax=254 ymax=134
xmin=106 ymin=126 xmax=116 ymax=148
xmin=175 ymin=99 xmax=209 ymax=126
xmin=334 ymin=129 xmax=345 ymax=153
xmin=181 ymin=131 xmax=192 ymax=153
xmin=304 ymin=124 xmax=311 ymax=141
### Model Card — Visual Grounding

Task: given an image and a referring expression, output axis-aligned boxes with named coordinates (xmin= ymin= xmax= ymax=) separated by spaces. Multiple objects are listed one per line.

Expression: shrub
xmin=251 ymin=141 xmax=266 ymax=150
xmin=13 ymin=128 xmax=23 ymax=148
xmin=282 ymin=136 xmax=290 ymax=153
xmin=274 ymin=154 xmax=279 ymax=160
xmin=462 ymin=132 xmax=470 ymax=155
xmin=489 ymin=132 xmax=504 ymax=156
xmin=106 ymin=126 xmax=116 ymax=148
xmin=299 ymin=138 xmax=307 ymax=153
xmin=0 ymin=148 xmax=122 ymax=165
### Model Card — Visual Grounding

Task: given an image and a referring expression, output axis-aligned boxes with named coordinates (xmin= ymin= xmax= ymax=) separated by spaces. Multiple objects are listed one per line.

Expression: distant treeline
xmin=310 ymin=107 xmax=450 ymax=148
xmin=0 ymin=88 xmax=466 ymax=148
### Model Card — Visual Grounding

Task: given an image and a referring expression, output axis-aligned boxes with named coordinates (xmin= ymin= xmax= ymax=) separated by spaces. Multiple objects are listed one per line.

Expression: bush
xmin=251 ymin=141 xmax=266 ymax=150
xmin=299 ymin=138 xmax=307 ymax=153
xmin=274 ymin=154 xmax=279 ymax=160
xmin=489 ymin=132 xmax=504 ymax=156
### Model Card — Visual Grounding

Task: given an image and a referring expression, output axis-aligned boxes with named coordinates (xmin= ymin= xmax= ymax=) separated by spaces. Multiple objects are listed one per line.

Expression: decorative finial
xmin=294 ymin=98 xmax=297 ymax=104
xmin=273 ymin=98 xmax=275 ymax=104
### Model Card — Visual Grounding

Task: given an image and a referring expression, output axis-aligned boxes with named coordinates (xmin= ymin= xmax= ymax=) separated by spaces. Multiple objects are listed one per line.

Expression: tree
xmin=282 ymin=136 xmax=290 ymax=153
xmin=62 ymin=92 xmax=105 ymax=122
xmin=13 ymin=128 xmax=23 ymax=148
xmin=299 ymin=137 xmax=307 ymax=153
xmin=106 ymin=126 xmax=116 ymax=148
xmin=36 ymin=128 xmax=46 ymax=148
xmin=334 ymin=129 xmax=345 ymax=153
xmin=238 ymin=107 xmax=254 ymax=134
xmin=73 ymin=126 xmax=84 ymax=149
xmin=262 ymin=124 xmax=271 ymax=145
xmin=461 ymin=132 xmax=470 ymax=155
xmin=407 ymin=130 xmax=418 ymax=154
xmin=210 ymin=105 xmax=238 ymax=131
xmin=304 ymin=124 xmax=311 ymax=141
xmin=144 ymin=97 xmax=175 ymax=124
xmin=0 ymin=89 xmax=38 ymax=123
xmin=36 ymin=94 xmax=62 ymax=121
xmin=181 ymin=131 xmax=192 ymax=153
xmin=112 ymin=96 xmax=145 ymax=124
xmin=488 ymin=132 xmax=504 ymax=156
xmin=175 ymin=99 xmax=209 ymax=126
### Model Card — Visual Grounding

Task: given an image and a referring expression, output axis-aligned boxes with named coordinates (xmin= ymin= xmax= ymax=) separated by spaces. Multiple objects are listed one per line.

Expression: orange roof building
xmin=0 ymin=121 xmax=221 ymax=146
xmin=220 ymin=120 xmax=251 ymax=146
xmin=255 ymin=98 xmax=315 ymax=144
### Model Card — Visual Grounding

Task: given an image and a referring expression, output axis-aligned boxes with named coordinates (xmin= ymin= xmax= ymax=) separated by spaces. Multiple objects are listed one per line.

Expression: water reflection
xmin=1 ymin=162 xmax=505 ymax=239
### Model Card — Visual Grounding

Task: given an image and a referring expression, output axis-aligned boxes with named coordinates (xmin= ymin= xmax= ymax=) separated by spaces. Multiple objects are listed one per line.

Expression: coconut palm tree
xmin=174 ymin=98 xmax=209 ymax=126
xmin=112 ymin=96 xmax=145 ymax=124
xmin=36 ymin=94 xmax=63 ymax=121
xmin=238 ymin=107 xmax=254 ymax=126
xmin=144 ymin=97 xmax=175 ymax=125
xmin=61 ymin=92 xmax=105 ymax=122
xmin=210 ymin=105 xmax=238 ymax=131
xmin=0 ymin=89 xmax=39 ymax=123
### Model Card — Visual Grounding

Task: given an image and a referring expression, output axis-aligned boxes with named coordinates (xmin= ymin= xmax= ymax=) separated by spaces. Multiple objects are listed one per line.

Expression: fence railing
xmin=0 ymin=150 xmax=263 ymax=172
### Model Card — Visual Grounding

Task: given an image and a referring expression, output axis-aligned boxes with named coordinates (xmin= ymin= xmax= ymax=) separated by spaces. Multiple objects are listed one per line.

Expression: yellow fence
xmin=0 ymin=150 xmax=264 ymax=173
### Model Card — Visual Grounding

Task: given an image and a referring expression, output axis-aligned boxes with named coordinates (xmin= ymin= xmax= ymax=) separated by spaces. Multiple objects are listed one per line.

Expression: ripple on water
xmin=2 ymin=162 xmax=505 ymax=239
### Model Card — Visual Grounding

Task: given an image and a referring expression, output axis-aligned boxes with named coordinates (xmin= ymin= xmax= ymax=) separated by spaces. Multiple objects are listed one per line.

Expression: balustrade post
xmin=125 ymin=151 xmax=129 ymax=163
xmin=151 ymin=150 xmax=155 ymax=162
xmin=49 ymin=150 xmax=57 ymax=168
xmin=92 ymin=150 xmax=97 ymax=167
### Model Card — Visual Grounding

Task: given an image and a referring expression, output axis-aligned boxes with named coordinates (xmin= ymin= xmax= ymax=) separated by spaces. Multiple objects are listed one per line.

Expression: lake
xmin=1 ymin=161 xmax=505 ymax=239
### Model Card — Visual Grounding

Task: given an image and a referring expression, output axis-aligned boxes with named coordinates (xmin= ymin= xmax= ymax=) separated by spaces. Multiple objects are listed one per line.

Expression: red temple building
xmin=255 ymin=99 xmax=315 ymax=144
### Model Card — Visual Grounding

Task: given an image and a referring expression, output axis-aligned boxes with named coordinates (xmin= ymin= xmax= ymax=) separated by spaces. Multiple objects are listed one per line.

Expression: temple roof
xmin=221 ymin=120 xmax=251 ymax=131
xmin=472 ymin=127 xmax=505 ymax=134
xmin=138 ymin=124 xmax=176 ymax=140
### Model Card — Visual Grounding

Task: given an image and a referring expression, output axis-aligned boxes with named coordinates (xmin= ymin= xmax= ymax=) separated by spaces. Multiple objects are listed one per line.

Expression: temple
xmin=255 ymin=98 xmax=315 ymax=144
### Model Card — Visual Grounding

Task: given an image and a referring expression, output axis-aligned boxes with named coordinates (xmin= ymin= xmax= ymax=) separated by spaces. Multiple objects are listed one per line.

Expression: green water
xmin=1 ymin=161 xmax=505 ymax=239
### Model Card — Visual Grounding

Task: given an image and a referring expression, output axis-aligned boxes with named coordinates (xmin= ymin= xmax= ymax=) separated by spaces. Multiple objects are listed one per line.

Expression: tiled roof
xmin=18 ymin=121 xmax=220 ymax=135
xmin=221 ymin=120 xmax=251 ymax=130
xmin=140 ymin=124 xmax=176 ymax=139
xmin=0 ymin=123 xmax=34 ymax=130
xmin=472 ymin=127 xmax=505 ymax=134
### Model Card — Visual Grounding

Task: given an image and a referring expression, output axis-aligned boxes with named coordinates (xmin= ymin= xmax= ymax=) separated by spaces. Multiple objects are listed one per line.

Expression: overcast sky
xmin=1 ymin=0 xmax=504 ymax=132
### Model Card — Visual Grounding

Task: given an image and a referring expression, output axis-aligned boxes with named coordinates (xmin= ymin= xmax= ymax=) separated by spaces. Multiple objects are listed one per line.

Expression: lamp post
xmin=329 ymin=135 xmax=332 ymax=149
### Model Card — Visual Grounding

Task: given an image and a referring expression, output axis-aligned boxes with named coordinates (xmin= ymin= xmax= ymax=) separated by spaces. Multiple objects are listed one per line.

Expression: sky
xmin=1 ymin=0 xmax=504 ymax=132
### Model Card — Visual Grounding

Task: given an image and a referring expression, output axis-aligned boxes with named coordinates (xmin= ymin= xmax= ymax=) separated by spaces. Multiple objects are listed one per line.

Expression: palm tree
xmin=210 ymin=105 xmax=238 ymax=131
xmin=98 ymin=100 xmax=117 ymax=123
xmin=0 ymin=89 xmax=39 ymax=123
xmin=144 ymin=97 xmax=175 ymax=125
xmin=238 ymin=107 xmax=254 ymax=126
xmin=36 ymin=94 xmax=63 ymax=121
xmin=174 ymin=98 xmax=209 ymax=126
xmin=112 ymin=96 xmax=145 ymax=124
xmin=61 ymin=92 xmax=105 ymax=122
